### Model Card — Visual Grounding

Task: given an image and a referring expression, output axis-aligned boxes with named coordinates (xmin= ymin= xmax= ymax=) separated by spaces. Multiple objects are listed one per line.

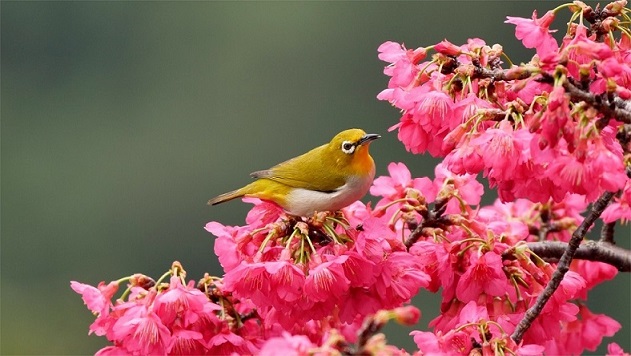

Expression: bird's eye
xmin=341 ymin=141 xmax=355 ymax=154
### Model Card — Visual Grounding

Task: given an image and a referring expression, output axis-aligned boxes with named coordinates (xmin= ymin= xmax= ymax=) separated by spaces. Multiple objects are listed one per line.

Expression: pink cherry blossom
xmin=451 ymin=94 xmax=495 ymax=130
xmin=167 ymin=329 xmax=205 ymax=355
xmin=94 ymin=346 xmax=131 ymax=356
xmin=566 ymin=24 xmax=614 ymax=63
xmin=571 ymin=260 xmax=618 ymax=299
xmin=457 ymin=300 xmax=490 ymax=325
xmin=370 ymin=162 xmax=434 ymax=203
xmin=603 ymin=179 xmax=631 ymax=223
xmin=205 ymin=221 xmax=252 ymax=271
xmin=538 ymin=86 xmax=571 ymax=148
xmin=432 ymin=162 xmax=483 ymax=212
xmin=259 ymin=332 xmax=316 ymax=356
xmin=110 ymin=302 xmax=172 ymax=355
xmin=70 ymin=280 xmax=118 ymax=316
xmin=412 ymin=90 xmax=454 ymax=136
xmin=472 ymin=121 xmax=526 ymax=182
xmin=375 ymin=251 xmax=431 ymax=308
xmin=394 ymin=112 xmax=433 ymax=154
xmin=223 ymin=260 xmax=305 ymax=312
xmin=304 ymin=256 xmax=350 ymax=303
xmin=552 ymin=305 xmax=622 ymax=355
xmin=608 ymin=342 xmax=631 ymax=355
xmin=456 ymin=252 xmax=509 ymax=302
xmin=244 ymin=197 xmax=284 ymax=226
xmin=412 ymin=329 xmax=474 ymax=355
xmin=409 ymin=240 xmax=449 ymax=293
xmin=153 ymin=276 xmax=216 ymax=327
xmin=545 ymin=136 xmax=626 ymax=202
xmin=206 ymin=330 xmax=257 ymax=355
xmin=377 ymin=41 xmax=425 ymax=89
xmin=442 ymin=134 xmax=485 ymax=176
xmin=505 ymin=10 xmax=558 ymax=56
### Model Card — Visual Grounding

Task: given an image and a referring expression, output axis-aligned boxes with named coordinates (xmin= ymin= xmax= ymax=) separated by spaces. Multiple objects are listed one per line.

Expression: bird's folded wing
xmin=250 ymin=155 xmax=346 ymax=193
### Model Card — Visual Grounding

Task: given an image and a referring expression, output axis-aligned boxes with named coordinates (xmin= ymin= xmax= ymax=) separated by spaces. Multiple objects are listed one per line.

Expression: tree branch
xmin=404 ymin=197 xmax=449 ymax=249
xmin=527 ymin=240 xmax=630 ymax=272
xmin=562 ymin=79 xmax=631 ymax=126
xmin=472 ymin=66 xmax=537 ymax=82
xmin=472 ymin=66 xmax=631 ymax=125
xmin=511 ymin=191 xmax=615 ymax=344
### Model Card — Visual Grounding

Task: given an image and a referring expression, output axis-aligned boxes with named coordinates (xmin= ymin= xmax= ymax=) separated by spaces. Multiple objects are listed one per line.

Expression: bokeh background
xmin=2 ymin=1 xmax=629 ymax=354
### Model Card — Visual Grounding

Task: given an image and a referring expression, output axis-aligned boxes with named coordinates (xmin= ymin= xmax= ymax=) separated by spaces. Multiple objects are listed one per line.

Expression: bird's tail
xmin=207 ymin=188 xmax=246 ymax=206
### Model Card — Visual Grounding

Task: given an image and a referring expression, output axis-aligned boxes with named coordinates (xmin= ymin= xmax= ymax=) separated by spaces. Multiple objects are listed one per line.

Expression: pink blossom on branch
xmin=455 ymin=251 xmax=509 ymax=302
xmin=370 ymin=162 xmax=434 ymax=204
xmin=608 ymin=342 xmax=631 ymax=355
xmin=505 ymin=10 xmax=559 ymax=56
xmin=602 ymin=179 xmax=631 ymax=223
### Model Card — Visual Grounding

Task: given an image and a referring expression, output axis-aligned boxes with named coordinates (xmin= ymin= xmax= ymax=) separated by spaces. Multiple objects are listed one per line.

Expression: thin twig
xmin=352 ymin=316 xmax=385 ymax=354
xmin=527 ymin=240 xmax=630 ymax=272
xmin=600 ymin=221 xmax=616 ymax=244
xmin=511 ymin=191 xmax=615 ymax=344
xmin=404 ymin=197 xmax=449 ymax=249
xmin=528 ymin=223 xmax=564 ymax=242
xmin=538 ymin=207 xmax=551 ymax=241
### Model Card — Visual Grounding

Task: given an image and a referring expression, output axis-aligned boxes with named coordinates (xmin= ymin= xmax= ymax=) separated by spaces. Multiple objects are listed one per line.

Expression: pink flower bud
xmin=393 ymin=305 xmax=422 ymax=325
xmin=435 ymin=40 xmax=462 ymax=56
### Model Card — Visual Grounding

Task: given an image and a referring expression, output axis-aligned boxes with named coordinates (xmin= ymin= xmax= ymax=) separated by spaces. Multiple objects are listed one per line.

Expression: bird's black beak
xmin=358 ymin=133 xmax=381 ymax=145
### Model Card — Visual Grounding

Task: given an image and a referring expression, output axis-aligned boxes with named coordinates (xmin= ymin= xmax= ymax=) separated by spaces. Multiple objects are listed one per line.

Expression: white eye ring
xmin=341 ymin=141 xmax=355 ymax=154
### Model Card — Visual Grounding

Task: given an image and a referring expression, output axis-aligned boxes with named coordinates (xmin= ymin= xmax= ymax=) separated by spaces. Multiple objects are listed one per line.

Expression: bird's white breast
xmin=285 ymin=171 xmax=375 ymax=216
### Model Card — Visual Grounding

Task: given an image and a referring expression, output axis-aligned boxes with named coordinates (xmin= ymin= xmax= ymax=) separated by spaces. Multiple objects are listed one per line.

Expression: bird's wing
xmin=250 ymin=146 xmax=347 ymax=192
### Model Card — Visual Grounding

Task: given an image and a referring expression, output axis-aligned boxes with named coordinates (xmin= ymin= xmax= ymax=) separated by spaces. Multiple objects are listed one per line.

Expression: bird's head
xmin=327 ymin=128 xmax=380 ymax=175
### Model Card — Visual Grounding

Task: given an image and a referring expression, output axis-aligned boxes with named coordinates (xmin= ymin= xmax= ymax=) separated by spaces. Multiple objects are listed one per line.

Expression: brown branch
xmin=404 ymin=197 xmax=449 ymax=249
xmin=472 ymin=66 xmax=538 ymax=82
xmin=527 ymin=240 xmax=630 ymax=272
xmin=511 ymin=191 xmax=615 ymax=344
xmin=356 ymin=317 xmax=384 ymax=351
xmin=617 ymin=124 xmax=631 ymax=150
xmin=528 ymin=223 xmax=564 ymax=242
xmin=562 ymin=79 xmax=631 ymax=126
xmin=472 ymin=66 xmax=631 ymax=125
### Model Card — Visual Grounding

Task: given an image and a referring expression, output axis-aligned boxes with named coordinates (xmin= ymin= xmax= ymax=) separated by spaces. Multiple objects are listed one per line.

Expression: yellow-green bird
xmin=208 ymin=128 xmax=380 ymax=216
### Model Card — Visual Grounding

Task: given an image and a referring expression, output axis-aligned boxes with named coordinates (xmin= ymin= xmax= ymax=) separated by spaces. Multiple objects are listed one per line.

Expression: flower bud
xmin=435 ymin=39 xmax=462 ymax=56
xmin=569 ymin=1 xmax=589 ymax=13
xmin=170 ymin=261 xmax=186 ymax=278
xmin=411 ymin=47 xmax=427 ymax=64
xmin=130 ymin=273 xmax=156 ymax=290
xmin=393 ymin=305 xmax=421 ymax=325
xmin=605 ymin=0 xmax=626 ymax=15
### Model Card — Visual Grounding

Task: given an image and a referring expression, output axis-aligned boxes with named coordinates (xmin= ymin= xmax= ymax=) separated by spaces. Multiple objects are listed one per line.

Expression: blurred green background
xmin=2 ymin=1 xmax=629 ymax=354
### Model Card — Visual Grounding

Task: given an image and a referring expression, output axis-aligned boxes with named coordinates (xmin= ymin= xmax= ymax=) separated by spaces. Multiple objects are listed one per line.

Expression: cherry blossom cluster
xmin=206 ymin=196 xmax=431 ymax=337
xmin=71 ymin=262 xmax=266 ymax=355
xmin=72 ymin=1 xmax=630 ymax=354
xmin=74 ymin=161 xmax=625 ymax=354
xmin=374 ymin=162 xmax=623 ymax=355
xmin=72 ymin=259 xmax=423 ymax=355
xmin=377 ymin=0 xmax=631 ymax=209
